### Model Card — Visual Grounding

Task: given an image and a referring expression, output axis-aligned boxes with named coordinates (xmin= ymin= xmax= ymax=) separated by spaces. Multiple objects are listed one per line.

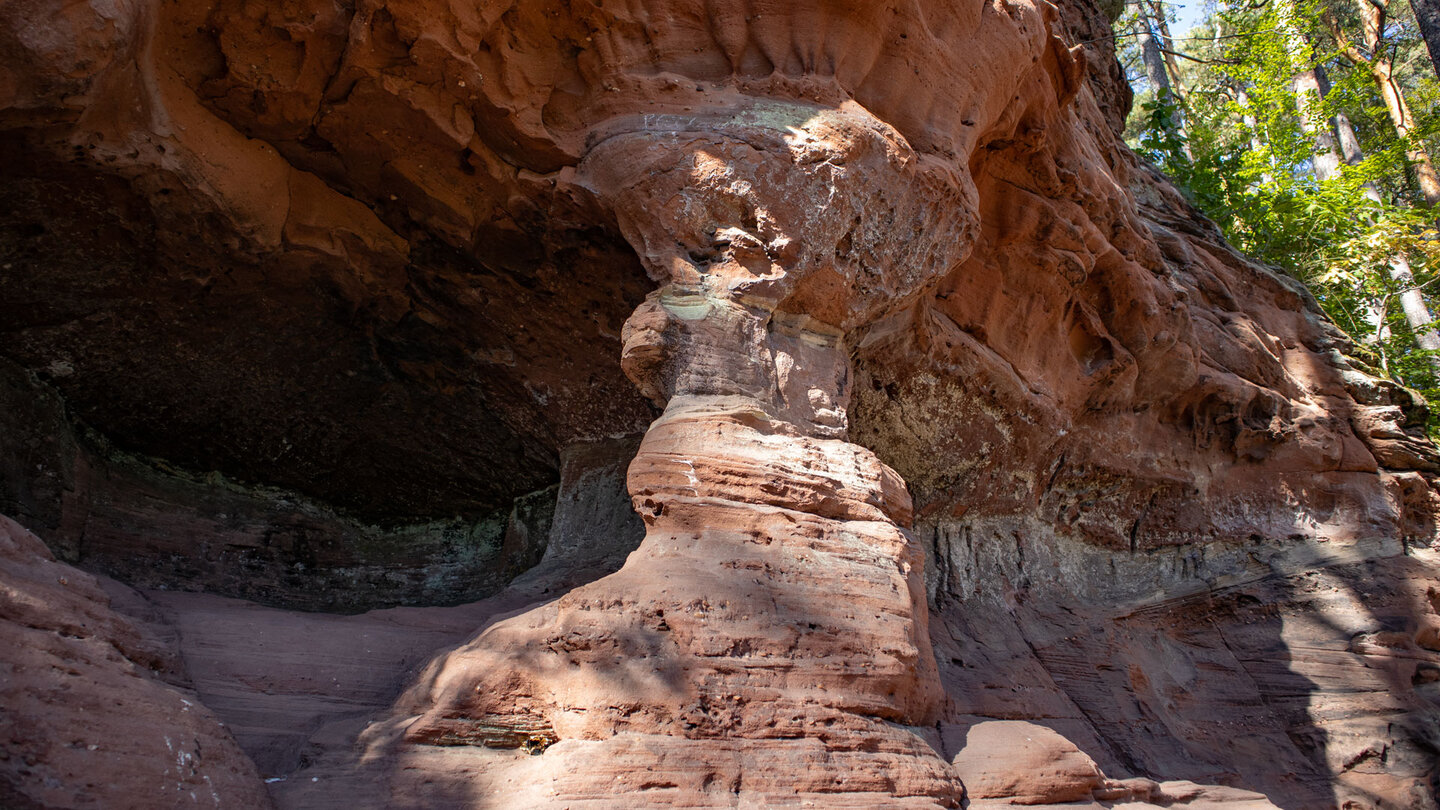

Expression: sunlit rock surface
xmin=2 ymin=0 xmax=1438 ymax=807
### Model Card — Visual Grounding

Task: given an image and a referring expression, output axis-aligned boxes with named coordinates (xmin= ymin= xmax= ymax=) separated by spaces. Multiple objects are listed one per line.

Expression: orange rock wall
xmin=2 ymin=0 xmax=1439 ymax=807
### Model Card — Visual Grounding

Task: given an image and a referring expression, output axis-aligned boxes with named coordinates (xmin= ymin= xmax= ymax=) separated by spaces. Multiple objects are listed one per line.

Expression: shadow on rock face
xmin=1 ymin=0 xmax=1439 ymax=805
xmin=923 ymin=508 xmax=1440 ymax=809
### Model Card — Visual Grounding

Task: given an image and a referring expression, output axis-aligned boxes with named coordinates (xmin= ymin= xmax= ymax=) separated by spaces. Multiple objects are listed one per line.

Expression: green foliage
xmin=1119 ymin=0 xmax=1440 ymax=432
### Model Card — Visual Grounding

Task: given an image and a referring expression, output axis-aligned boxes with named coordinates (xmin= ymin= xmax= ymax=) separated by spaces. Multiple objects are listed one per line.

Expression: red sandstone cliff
xmin=1 ymin=0 xmax=1438 ymax=807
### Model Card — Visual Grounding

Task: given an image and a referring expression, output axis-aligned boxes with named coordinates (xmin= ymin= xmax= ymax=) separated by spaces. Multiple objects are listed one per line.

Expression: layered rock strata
xmin=1 ymin=0 xmax=1439 ymax=806
xmin=0 ymin=516 xmax=271 ymax=810
xmin=389 ymin=100 xmax=970 ymax=805
xmin=0 ymin=358 xmax=563 ymax=611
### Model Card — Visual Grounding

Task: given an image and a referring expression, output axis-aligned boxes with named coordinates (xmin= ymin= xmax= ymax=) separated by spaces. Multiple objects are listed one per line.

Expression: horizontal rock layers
xmin=0 ymin=357 xmax=563 ymax=611
xmin=1 ymin=0 xmax=1439 ymax=806
xmin=383 ymin=100 xmax=972 ymax=805
xmin=0 ymin=515 xmax=272 ymax=810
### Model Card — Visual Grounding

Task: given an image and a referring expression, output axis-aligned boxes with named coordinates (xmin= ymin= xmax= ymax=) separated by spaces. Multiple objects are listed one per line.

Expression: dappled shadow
xmin=374 ymin=495 xmax=964 ymax=809
xmin=926 ymin=516 xmax=1440 ymax=809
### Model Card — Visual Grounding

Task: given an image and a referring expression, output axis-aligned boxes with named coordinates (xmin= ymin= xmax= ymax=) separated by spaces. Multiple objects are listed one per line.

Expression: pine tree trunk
xmin=1147 ymin=0 xmax=1188 ymax=103
xmin=1313 ymin=21 xmax=1440 ymax=368
xmin=1335 ymin=0 xmax=1440 ymax=206
xmin=1411 ymin=0 xmax=1440 ymax=82
xmin=1132 ymin=1 xmax=1171 ymax=101
xmin=1292 ymin=69 xmax=1343 ymax=181
xmin=1369 ymin=59 xmax=1440 ymax=206
xmin=1130 ymin=0 xmax=1191 ymax=160
xmin=1320 ymin=56 xmax=1440 ymax=371
xmin=1278 ymin=0 xmax=1341 ymax=178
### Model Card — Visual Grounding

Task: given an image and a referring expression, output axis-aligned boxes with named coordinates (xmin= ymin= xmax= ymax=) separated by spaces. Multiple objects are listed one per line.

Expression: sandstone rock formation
xmin=0 ymin=515 xmax=271 ymax=809
xmin=2 ymin=0 xmax=1440 ymax=807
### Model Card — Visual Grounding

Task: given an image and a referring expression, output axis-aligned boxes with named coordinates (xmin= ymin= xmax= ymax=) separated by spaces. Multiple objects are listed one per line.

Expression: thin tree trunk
xmin=1295 ymin=67 xmax=1402 ymax=349
xmin=1319 ymin=53 xmax=1440 ymax=368
xmin=1220 ymin=17 xmax=1272 ymax=183
xmin=1291 ymin=67 xmax=1397 ymax=348
xmin=1371 ymin=58 xmax=1440 ymax=205
xmin=1235 ymin=84 xmax=1274 ymax=184
xmin=1293 ymin=68 xmax=1343 ymax=181
xmin=1133 ymin=0 xmax=1172 ymax=101
xmin=1281 ymin=0 xmax=1440 ymax=372
xmin=1332 ymin=107 xmax=1366 ymax=169
xmin=1319 ymin=64 xmax=1369 ymax=179
xmin=1329 ymin=0 xmax=1440 ymax=206
xmin=1147 ymin=0 xmax=1189 ymax=103
xmin=1236 ymin=87 xmax=1264 ymax=155
xmin=1398 ymin=289 xmax=1440 ymax=362
xmin=1278 ymin=0 xmax=1342 ymax=177
xmin=1130 ymin=0 xmax=1191 ymax=160
xmin=1414 ymin=0 xmax=1440 ymax=80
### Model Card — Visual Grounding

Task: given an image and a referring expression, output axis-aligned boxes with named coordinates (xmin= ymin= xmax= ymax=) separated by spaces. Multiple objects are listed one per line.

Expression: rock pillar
xmin=399 ymin=99 xmax=978 ymax=805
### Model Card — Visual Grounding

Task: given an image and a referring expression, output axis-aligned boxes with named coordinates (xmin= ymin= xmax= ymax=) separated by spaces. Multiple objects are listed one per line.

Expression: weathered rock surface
xmin=3 ymin=0 xmax=1440 ymax=806
xmin=0 ymin=515 xmax=271 ymax=809
xmin=0 ymin=357 xmax=568 ymax=611
xmin=132 ymin=438 xmax=645 ymax=780
xmin=0 ymin=431 xmax=645 ymax=806
xmin=948 ymin=719 xmax=1106 ymax=804
xmin=930 ymin=545 xmax=1440 ymax=808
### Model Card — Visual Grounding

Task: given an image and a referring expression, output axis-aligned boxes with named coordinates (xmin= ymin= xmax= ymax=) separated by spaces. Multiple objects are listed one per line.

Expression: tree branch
xmin=1358 ymin=0 xmax=1388 ymax=52
xmin=1157 ymin=45 xmax=1238 ymax=65
xmin=1324 ymin=9 xmax=1371 ymax=65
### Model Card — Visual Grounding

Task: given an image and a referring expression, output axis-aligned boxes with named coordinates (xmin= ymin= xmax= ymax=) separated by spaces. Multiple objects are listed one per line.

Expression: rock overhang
xmin=2 ymin=0 xmax=1436 ymax=577
xmin=4 ymin=0 xmax=1440 ymax=806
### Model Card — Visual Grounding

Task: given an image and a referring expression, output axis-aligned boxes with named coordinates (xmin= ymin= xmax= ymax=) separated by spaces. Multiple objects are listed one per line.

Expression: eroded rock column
xmin=397 ymin=99 xmax=978 ymax=806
